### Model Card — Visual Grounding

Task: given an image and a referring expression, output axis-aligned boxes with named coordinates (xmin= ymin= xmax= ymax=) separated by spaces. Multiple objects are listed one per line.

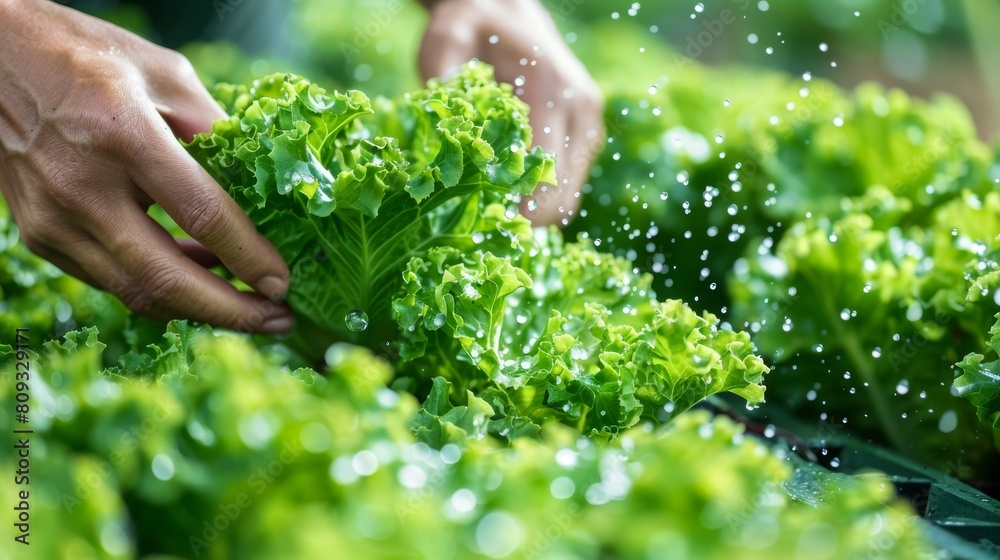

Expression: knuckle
xmin=135 ymin=257 xmax=187 ymax=307
xmin=579 ymin=84 xmax=605 ymax=113
xmin=104 ymin=271 xmax=133 ymax=295
xmin=233 ymin=303 xmax=272 ymax=333
xmin=79 ymin=104 xmax=150 ymax=160
xmin=180 ymin=193 xmax=227 ymax=241
xmin=44 ymin=162 xmax=93 ymax=206
xmin=164 ymin=50 xmax=201 ymax=82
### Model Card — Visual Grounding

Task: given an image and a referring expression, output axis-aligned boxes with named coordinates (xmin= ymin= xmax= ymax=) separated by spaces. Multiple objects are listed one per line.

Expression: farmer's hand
xmin=418 ymin=0 xmax=605 ymax=227
xmin=0 ymin=0 xmax=293 ymax=333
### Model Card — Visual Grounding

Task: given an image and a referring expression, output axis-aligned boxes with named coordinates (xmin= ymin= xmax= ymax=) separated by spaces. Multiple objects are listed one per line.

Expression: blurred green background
xmin=66 ymin=0 xmax=1000 ymax=140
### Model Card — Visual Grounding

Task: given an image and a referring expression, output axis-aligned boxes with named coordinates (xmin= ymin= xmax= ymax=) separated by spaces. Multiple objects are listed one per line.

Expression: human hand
xmin=418 ymin=0 xmax=605 ymax=227
xmin=0 ymin=0 xmax=293 ymax=333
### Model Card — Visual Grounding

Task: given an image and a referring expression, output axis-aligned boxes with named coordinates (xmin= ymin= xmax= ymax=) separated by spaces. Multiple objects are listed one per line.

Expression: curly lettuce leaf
xmin=394 ymin=231 xmax=767 ymax=437
xmin=185 ymin=64 xmax=553 ymax=348
xmin=729 ymin=190 xmax=1000 ymax=473
xmin=956 ymin=317 xmax=1000 ymax=430
xmin=412 ymin=376 xmax=494 ymax=447
xmin=0 ymin=325 xmax=932 ymax=560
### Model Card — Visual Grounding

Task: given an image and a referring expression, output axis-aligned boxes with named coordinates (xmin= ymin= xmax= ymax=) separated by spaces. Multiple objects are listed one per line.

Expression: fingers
xmin=83 ymin=204 xmax=293 ymax=334
xmin=176 ymin=238 xmax=221 ymax=269
xmin=519 ymin=93 xmax=604 ymax=226
xmin=147 ymin=50 xmax=228 ymax=142
xmin=520 ymin=104 xmax=569 ymax=226
xmin=560 ymin=87 xmax=605 ymax=212
xmin=418 ymin=6 xmax=477 ymax=80
xmin=127 ymin=121 xmax=290 ymax=302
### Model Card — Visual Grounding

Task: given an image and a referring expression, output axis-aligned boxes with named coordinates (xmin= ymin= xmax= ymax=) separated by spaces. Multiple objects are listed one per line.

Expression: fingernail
xmin=259 ymin=314 xmax=295 ymax=334
xmin=257 ymin=276 xmax=289 ymax=301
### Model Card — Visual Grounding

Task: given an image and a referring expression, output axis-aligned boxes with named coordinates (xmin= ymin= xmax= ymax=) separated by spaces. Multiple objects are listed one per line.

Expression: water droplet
xmin=151 ymin=454 xmax=175 ymax=481
xmin=895 ymin=380 xmax=909 ymax=395
xmin=398 ymin=465 xmax=428 ymax=489
xmin=476 ymin=511 xmax=524 ymax=558
xmin=450 ymin=488 xmax=477 ymax=512
xmin=345 ymin=309 xmax=369 ymax=332
xmin=550 ymin=477 xmax=575 ymax=499
xmin=352 ymin=450 xmax=379 ymax=476
xmin=938 ymin=410 xmax=958 ymax=433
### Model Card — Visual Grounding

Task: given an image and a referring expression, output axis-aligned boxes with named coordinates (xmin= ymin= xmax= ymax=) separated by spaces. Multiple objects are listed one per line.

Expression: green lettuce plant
xmin=0 ymin=324 xmax=935 ymax=560
xmin=184 ymin=64 xmax=768 ymax=437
